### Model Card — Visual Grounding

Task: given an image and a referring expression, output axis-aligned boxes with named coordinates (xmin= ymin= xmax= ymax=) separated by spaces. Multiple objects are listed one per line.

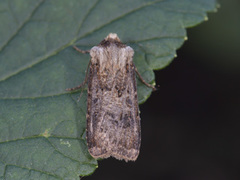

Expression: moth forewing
xmin=68 ymin=33 xmax=155 ymax=162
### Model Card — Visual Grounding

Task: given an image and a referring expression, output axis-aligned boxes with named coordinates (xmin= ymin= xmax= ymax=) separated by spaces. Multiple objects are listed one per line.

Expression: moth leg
xmin=66 ymin=60 xmax=90 ymax=91
xmin=133 ymin=64 xmax=157 ymax=91
xmin=66 ymin=81 xmax=86 ymax=91
xmin=73 ymin=46 xmax=90 ymax=54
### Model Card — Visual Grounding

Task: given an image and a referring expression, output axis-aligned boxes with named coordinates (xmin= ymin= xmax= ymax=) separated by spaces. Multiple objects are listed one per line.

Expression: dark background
xmin=87 ymin=1 xmax=240 ymax=179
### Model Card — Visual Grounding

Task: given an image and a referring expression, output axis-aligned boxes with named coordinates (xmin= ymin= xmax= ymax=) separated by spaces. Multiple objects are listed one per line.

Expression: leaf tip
xmin=216 ymin=3 xmax=221 ymax=9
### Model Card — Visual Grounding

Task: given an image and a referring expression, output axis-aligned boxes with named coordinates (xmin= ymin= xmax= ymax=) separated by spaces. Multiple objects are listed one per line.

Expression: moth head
xmin=99 ymin=33 xmax=126 ymax=48
xmin=105 ymin=33 xmax=121 ymax=42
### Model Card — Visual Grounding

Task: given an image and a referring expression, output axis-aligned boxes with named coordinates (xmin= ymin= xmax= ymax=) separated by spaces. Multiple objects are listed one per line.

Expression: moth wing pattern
xmin=86 ymin=34 xmax=140 ymax=161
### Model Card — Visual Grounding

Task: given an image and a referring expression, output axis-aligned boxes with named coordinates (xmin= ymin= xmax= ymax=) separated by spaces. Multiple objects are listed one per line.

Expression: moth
xmin=67 ymin=33 xmax=156 ymax=161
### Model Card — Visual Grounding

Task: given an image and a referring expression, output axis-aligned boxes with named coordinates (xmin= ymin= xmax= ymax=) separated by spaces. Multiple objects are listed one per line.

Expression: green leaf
xmin=0 ymin=0 xmax=218 ymax=179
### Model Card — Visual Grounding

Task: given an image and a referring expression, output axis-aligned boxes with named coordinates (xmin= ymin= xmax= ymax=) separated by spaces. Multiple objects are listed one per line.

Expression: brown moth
xmin=67 ymin=33 xmax=156 ymax=161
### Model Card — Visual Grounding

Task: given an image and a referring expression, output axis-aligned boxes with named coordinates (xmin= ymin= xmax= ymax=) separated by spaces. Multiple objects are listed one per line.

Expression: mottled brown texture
xmin=87 ymin=34 xmax=140 ymax=161
xmin=68 ymin=33 xmax=155 ymax=161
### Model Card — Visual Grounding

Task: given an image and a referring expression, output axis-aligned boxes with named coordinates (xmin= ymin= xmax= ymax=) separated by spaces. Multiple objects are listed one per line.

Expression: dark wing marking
xmin=86 ymin=57 xmax=140 ymax=161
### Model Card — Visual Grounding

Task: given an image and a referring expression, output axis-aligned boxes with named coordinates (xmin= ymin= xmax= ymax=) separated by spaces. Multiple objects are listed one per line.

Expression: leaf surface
xmin=0 ymin=0 xmax=218 ymax=179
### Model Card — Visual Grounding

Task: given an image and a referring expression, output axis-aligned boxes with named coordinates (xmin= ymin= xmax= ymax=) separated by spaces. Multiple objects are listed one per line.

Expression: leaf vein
xmin=4 ymin=164 xmax=61 ymax=179
xmin=75 ymin=0 xmax=164 ymax=41
xmin=0 ymin=0 xmax=46 ymax=52
xmin=0 ymin=0 xmax=164 ymax=83
xmin=76 ymin=0 xmax=100 ymax=35
xmin=0 ymin=136 xmax=82 ymax=144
